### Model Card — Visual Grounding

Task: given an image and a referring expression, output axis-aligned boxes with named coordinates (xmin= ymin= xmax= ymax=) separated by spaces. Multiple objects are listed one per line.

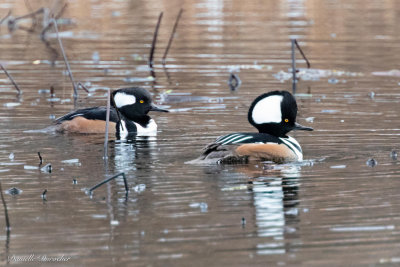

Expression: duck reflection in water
xmin=245 ymin=164 xmax=301 ymax=255
xmin=208 ymin=162 xmax=302 ymax=255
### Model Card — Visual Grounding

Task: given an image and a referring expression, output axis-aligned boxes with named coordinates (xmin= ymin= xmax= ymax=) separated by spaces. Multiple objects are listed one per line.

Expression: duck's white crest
xmin=252 ymin=95 xmax=283 ymax=124
xmin=114 ymin=92 xmax=136 ymax=108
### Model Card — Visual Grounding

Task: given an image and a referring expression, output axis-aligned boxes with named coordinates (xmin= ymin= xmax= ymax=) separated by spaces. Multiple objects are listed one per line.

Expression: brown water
xmin=1 ymin=0 xmax=400 ymax=266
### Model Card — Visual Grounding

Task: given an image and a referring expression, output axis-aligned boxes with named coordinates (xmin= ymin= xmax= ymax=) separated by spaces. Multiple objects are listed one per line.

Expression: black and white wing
xmin=214 ymin=132 xmax=282 ymax=145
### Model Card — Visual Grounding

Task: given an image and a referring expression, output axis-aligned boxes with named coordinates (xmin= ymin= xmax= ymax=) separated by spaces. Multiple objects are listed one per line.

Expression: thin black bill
xmin=149 ymin=105 xmax=169 ymax=113
xmin=293 ymin=122 xmax=313 ymax=131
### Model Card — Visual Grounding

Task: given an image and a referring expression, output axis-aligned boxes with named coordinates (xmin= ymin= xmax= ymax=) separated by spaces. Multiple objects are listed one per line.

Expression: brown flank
xmin=57 ymin=117 xmax=116 ymax=134
xmin=235 ymin=143 xmax=297 ymax=163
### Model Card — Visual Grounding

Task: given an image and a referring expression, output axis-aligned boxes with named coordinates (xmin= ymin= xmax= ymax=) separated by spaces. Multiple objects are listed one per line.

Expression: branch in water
xmin=0 ymin=64 xmax=22 ymax=95
xmin=294 ymin=39 xmax=311 ymax=68
xmin=0 ymin=182 xmax=11 ymax=232
xmin=88 ymin=173 xmax=129 ymax=196
xmin=49 ymin=18 xmax=78 ymax=98
xmin=149 ymin=12 xmax=164 ymax=77
xmin=162 ymin=8 xmax=183 ymax=65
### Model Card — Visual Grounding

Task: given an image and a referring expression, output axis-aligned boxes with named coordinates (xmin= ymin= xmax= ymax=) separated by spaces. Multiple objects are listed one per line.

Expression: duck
xmin=197 ymin=90 xmax=313 ymax=164
xmin=55 ymin=87 xmax=168 ymax=139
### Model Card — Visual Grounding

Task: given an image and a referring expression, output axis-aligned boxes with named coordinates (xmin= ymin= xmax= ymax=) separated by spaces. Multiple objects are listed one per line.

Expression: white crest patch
xmin=114 ymin=92 xmax=136 ymax=108
xmin=252 ymin=95 xmax=283 ymax=124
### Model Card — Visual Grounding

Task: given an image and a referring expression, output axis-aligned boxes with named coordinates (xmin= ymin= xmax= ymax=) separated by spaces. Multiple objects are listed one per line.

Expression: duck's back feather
xmin=55 ymin=106 xmax=119 ymax=124
xmin=54 ymin=107 xmax=121 ymax=134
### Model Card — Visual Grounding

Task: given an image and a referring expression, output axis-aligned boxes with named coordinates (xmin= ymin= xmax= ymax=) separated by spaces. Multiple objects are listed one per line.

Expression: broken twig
xmin=162 ymin=8 xmax=183 ymax=65
xmin=291 ymin=39 xmax=297 ymax=94
xmin=88 ymin=173 xmax=129 ymax=195
xmin=228 ymin=73 xmax=241 ymax=91
xmin=77 ymin=82 xmax=89 ymax=93
xmin=291 ymin=39 xmax=311 ymax=94
xmin=54 ymin=3 xmax=68 ymax=19
xmin=8 ymin=7 xmax=45 ymax=32
xmin=294 ymin=39 xmax=310 ymax=68
xmin=0 ymin=64 xmax=22 ymax=94
xmin=40 ymin=3 xmax=68 ymax=39
xmin=104 ymin=89 xmax=111 ymax=160
xmin=0 ymin=10 xmax=11 ymax=27
xmin=24 ymin=0 xmax=34 ymax=13
xmin=0 ymin=182 xmax=11 ymax=232
xmin=41 ymin=189 xmax=47 ymax=201
xmin=111 ymin=92 xmax=124 ymax=131
xmin=23 ymin=0 xmax=38 ymax=31
xmin=38 ymin=152 xmax=43 ymax=165
xmin=149 ymin=12 xmax=163 ymax=77
xmin=49 ymin=18 xmax=78 ymax=98
xmin=12 ymin=7 xmax=44 ymax=22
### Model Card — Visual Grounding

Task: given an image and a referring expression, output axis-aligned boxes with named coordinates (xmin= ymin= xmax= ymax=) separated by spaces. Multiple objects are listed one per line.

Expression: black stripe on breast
xmin=281 ymin=138 xmax=302 ymax=153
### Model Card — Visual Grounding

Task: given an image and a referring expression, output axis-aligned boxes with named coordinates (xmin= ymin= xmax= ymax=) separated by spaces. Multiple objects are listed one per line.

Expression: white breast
xmin=118 ymin=119 xmax=158 ymax=139
xmin=119 ymin=120 xmax=129 ymax=140
xmin=134 ymin=119 xmax=158 ymax=136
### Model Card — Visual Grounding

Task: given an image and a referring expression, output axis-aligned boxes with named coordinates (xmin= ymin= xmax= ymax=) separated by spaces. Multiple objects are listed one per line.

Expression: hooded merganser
xmin=55 ymin=87 xmax=168 ymax=138
xmin=197 ymin=90 xmax=313 ymax=164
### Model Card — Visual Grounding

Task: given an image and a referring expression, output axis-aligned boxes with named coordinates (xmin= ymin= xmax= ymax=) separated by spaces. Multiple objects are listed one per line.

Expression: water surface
xmin=1 ymin=0 xmax=400 ymax=266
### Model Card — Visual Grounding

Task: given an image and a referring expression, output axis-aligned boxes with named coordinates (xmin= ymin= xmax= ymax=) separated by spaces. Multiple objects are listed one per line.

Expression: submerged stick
xmin=41 ymin=189 xmax=47 ymax=201
xmin=38 ymin=152 xmax=43 ymax=165
xmin=291 ymin=39 xmax=297 ymax=94
xmin=12 ymin=7 xmax=44 ymax=22
xmin=162 ymin=8 xmax=183 ymax=65
xmin=228 ymin=72 xmax=241 ymax=91
xmin=54 ymin=3 xmax=68 ymax=19
xmin=49 ymin=18 xmax=78 ymax=98
xmin=41 ymin=36 xmax=59 ymax=63
xmin=23 ymin=0 xmax=38 ymax=31
xmin=40 ymin=21 xmax=52 ymax=41
xmin=9 ymin=7 xmax=45 ymax=32
xmin=50 ymin=85 xmax=55 ymax=96
xmin=0 ymin=10 xmax=11 ymax=26
xmin=88 ymin=173 xmax=129 ymax=195
xmin=0 ymin=64 xmax=22 ymax=94
xmin=110 ymin=92 xmax=124 ymax=131
xmin=104 ymin=89 xmax=111 ymax=160
xmin=77 ymin=82 xmax=89 ymax=93
xmin=40 ymin=3 xmax=68 ymax=37
xmin=149 ymin=12 xmax=163 ymax=77
xmin=0 ymin=182 xmax=11 ymax=232
xmin=294 ymin=39 xmax=311 ymax=68
xmin=24 ymin=0 xmax=33 ymax=13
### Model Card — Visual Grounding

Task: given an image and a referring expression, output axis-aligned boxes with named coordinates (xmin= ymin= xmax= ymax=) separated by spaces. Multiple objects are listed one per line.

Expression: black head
xmin=111 ymin=87 xmax=168 ymax=125
xmin=247 ymin=90 xmax=313 ymax=137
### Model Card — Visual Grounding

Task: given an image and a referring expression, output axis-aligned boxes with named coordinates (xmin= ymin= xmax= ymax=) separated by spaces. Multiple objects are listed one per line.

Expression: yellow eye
xmin=284 ymin=119 xmax=289 ymax=123
xmin=140 ymin=100 xmax=144 ymax=103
